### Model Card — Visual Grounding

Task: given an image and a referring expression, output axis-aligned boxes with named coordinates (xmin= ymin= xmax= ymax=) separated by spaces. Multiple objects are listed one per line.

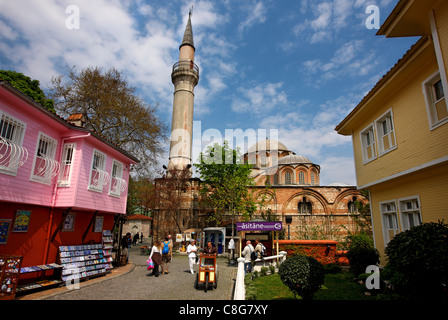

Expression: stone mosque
xmin=152 ymin=12 xmax=368 ymax=249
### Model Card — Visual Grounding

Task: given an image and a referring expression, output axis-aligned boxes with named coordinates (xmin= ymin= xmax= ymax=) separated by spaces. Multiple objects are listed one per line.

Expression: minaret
xmin=168 ymin=11 xmax=199 ymax=172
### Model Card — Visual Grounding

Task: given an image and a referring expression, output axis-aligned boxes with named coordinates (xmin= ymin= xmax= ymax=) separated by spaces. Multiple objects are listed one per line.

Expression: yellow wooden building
xmin=336 ymin=0 xmax=448 ymax=264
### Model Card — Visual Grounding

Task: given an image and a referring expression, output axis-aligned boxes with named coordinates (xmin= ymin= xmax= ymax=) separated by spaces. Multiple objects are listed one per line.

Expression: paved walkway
xmin=18 ymin=243 xmax=238 ymax=300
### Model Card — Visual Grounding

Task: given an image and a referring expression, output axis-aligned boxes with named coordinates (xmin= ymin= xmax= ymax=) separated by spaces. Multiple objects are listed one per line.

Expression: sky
xmin=0 ymin=0 xmax=419 ymax=185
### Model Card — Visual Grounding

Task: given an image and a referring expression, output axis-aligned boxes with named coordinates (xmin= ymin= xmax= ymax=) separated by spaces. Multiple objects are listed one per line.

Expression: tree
xmin=48 ymin=66 xmax=167 ymax=175
xmin=0 ymin=70 xmax=55 ymax=112
xmin=152 ymin=167 xmax=193 ymax=239
xmin=195 ymin=141 xmax=257 ymax=227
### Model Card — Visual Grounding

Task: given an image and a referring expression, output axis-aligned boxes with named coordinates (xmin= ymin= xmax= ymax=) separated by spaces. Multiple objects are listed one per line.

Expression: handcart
xmin=194 ymin=254 xmax=218 ymax=292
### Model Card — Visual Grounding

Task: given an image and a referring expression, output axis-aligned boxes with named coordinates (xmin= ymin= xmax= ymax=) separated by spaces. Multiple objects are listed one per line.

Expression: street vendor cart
xmin=194 ymin=254 xmax=218 ymax=292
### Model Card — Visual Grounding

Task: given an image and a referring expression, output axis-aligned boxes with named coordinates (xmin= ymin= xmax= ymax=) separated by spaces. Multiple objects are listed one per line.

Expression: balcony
xmin=171 ymin=61 xmax=200 ymax=84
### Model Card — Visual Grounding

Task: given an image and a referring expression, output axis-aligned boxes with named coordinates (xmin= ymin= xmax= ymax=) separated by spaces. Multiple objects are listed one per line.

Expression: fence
xmin=233 ymin=251 xmax=287 ymax=300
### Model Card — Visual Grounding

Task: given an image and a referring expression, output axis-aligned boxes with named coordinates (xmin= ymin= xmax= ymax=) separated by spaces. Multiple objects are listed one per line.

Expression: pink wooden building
xmin=0 ymin=79 xmax=139 ymax=271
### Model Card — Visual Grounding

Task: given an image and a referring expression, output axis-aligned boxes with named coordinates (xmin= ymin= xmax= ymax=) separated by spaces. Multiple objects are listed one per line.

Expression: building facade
xmin=244 ymin=139 xmax=368 ymax=241
xmin=335 ymin=0 xmax=448 ymax=263
xmin=0 ymin=79 xmax=138 ymax=272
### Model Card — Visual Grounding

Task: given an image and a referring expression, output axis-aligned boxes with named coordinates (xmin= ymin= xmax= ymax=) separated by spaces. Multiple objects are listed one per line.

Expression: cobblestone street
xmin=22 ymin=243 xmax=238 ymax=300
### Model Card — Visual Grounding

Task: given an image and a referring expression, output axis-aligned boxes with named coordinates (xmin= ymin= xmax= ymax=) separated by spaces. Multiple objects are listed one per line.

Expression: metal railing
xmin=172 ymin=60 xmax=199 ymax=76
xmin=233 ymin=251 xmax=287 ymax=300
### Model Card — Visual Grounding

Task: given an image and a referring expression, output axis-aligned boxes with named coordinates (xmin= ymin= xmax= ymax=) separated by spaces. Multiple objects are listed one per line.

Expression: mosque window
xmin=311 ymin=172 xmax=315 ymax=185
xmin=285 ymin=171 xmax=291 ymax=184
xmin=298 ymin=197 xmax=312 ymax=214
xmin=298 ymin=171 xmax=305 ymax=185
xmin=274 ymin=173 xmax=279 ymax=185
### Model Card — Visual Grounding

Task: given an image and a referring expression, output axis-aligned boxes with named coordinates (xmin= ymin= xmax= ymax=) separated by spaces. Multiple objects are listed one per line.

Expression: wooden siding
xmin=369 ymin=164 xmax=448 ymax=265
xmin=0 ymin=85 xmax=133 ymax=215
xmin=351 ymin=42 xmax=448 ymax=187
xmin=435 ymin=1 xmax=448 ymax=86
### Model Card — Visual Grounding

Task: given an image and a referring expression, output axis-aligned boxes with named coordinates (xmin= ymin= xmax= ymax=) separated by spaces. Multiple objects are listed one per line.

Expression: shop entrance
xmin=244 ymin=233 xmax=273 ymax=256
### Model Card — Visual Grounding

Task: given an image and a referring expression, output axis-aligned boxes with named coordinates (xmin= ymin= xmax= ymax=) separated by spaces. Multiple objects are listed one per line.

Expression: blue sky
xmin=0 ymin=0 xmax=418 ymax=185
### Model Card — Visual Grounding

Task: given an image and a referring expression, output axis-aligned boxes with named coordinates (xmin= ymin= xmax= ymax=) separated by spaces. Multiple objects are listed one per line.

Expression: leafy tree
xmin=0 ymin=70 xmax=55 ymax=111
xmin=195 ymin=141 xmax=257 ymax=227
xmin=49 ymin=66 xmax=167 ymax=176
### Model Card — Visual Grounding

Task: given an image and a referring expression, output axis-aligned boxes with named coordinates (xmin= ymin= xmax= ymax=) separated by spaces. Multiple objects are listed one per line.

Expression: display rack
xmin=15 ymin=263 xmax=63 ymax=295
xmin=0 ymin=255 xmax=23 ymax=300
xmin=102 ymin=230 xmax=113 ymax=270
xmin=59 ymin=243 xmax=109 ymax=282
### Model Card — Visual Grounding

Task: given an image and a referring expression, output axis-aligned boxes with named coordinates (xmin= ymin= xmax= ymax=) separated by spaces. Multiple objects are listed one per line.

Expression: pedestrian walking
xmin=161 ymin=236 xmax=172 ymax=274
xmin=133 ymin=233 xmax=139 ymax=246
xmin=149 ymin=240 xmax=163 ymax=277
xmin=252 ymin=239 xmax=264 ymax=270
xmin=186 ymin=240 xmax=197 ymax=274
xmin=241 ymin=240 xmax=254 ymax=274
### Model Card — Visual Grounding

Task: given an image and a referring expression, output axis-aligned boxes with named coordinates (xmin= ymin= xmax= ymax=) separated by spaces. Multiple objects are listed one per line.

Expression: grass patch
xmin=248 ymin=271 xmax=377 ymax=300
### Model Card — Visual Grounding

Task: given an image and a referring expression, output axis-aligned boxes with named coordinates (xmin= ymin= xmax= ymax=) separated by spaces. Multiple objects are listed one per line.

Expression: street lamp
xmin=285 ymin=215 xmax=292 ymax=240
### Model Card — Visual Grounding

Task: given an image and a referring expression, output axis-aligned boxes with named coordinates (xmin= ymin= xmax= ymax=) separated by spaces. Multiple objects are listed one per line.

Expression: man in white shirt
xmin=186 ymin=240 xmax=197 ymax=274
xmin=241 ymin=240 xmax=254 ymax=274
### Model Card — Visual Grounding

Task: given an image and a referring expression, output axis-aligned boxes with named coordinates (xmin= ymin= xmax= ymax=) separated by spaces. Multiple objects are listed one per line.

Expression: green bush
xmin=346 ymin=232 xmax=379 ymax=277
xmin=269 ymin=265 xmax=276 ymax=275
xmin=260 ymin=267 xmax=268 ymax=276
xmin=383 ymin=221 xmax=448 ymax=300
xmin=278 ymin=255 xmax=325 ymax=300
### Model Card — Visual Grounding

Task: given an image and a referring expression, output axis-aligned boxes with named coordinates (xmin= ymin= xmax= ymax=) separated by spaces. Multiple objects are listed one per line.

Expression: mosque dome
xmin=246 ymin=139 xmax=291 ymax=154
xmin=278 ymin=154 xmax=313 ymax=165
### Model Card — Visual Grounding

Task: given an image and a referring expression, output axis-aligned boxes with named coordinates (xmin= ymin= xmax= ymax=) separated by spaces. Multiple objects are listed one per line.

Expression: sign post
xmin=236 ymin=222 xmax=283 ymax=257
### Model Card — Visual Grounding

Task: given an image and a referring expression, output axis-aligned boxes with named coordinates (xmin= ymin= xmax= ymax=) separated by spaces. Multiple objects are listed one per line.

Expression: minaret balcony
xmin=171 ymin=61 xmax=200 ymax=82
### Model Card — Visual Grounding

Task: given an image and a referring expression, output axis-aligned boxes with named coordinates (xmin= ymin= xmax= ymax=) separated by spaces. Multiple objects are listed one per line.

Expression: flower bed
xmin=277 ymin=240 xmax=339 ymax=265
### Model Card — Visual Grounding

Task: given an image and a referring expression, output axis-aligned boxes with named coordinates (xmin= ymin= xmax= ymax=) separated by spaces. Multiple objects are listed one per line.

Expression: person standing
xmin=161 ymin=236 xmax=172 ymax=274
xmin=241 ymin=240 xmax=254 ymax=274
xmin=149 ymin=240 xmax=163 ymax=277
xmin=253 ymin=239 xmax=264 ymax=270
xmin=121 ymin=233 xmax=132 ymax=263
xmin=186 ymin=240 xmax=198 ymax=274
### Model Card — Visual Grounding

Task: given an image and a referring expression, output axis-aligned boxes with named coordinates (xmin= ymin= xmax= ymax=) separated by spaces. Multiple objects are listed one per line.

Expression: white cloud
xmin=238 ymin=1 xmax=267 ymax=34
xmin=231 ymin=82 xmax=288 ymax=114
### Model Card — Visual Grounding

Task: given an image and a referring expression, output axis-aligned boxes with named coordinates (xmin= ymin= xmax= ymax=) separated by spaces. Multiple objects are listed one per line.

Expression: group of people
xmin=148 ymin=238 xmax=218 ymax=276
xmin=242 ymin=239 xmax=266 ymax=274
xmin=148 ymin=235 xmax=174 ymax=277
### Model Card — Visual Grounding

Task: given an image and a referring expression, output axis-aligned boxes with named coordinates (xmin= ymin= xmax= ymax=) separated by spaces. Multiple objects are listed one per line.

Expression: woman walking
xmin=149 ymin=240 xmax=163 ymax=277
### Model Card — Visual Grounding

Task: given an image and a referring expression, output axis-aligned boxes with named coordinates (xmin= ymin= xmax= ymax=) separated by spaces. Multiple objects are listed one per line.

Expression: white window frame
xmin=109 ymin=159 xmax=125 ymax=197
xmin=58 ymin=143 xmax=76 ymax=187
xmin=380 ymin=200 xmax=399 ymax=246
xmin=30 ymin=132 xmax=59 ymax=185
xmin=88 ymin=149 xmax=109 ymax=192
xmin=0 ymin=111 xmax=27 ymax=176
xmin=398 ymin=196 xmax=422 ymax=231
xmin=375 ymin=109 xmax=397 ymax=156
xmin=359 ymin=123 xmax=377 ymax=164
xmin=422 ymin=71 xmax=448 ymax=130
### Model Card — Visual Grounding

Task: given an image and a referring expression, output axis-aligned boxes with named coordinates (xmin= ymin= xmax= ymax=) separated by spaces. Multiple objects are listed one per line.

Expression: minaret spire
xmin=167 ymin=12 xmax=200 ymax=173
xmin=180 ymin=7 xmax=195 ymax=50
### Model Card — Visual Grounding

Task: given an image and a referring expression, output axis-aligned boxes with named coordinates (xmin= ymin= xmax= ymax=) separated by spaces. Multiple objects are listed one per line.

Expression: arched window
xmin=298 ymin=197 xmax=312 ymax=214
xmin=285 ymin=171 xmax=291 ymax=184
xmin=274 ymin=173 xmax=279 ymax=185
xmin=348 ymin=197 xmax=358 ymax=214
xmin=298 ymin=171 xmax=305 ymax=185
xmin=311 ymin=172 xmax=315 ymax=185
